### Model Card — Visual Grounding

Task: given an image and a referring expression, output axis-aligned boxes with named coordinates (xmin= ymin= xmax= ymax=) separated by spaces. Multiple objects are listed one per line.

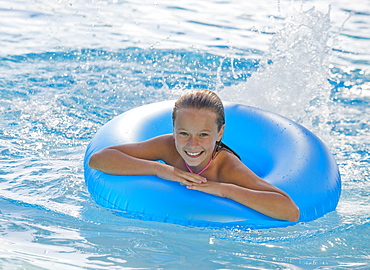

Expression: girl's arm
xmin=88 ymin=135 xmax=206 ymax=185
xmin=187 ymin=154 xmax=300 ymax=222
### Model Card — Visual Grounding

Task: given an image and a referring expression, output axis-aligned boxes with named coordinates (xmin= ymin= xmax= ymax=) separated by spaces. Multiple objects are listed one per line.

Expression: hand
xmin=186 ymin=181 xmax=227 ymax=198
xmin=155 ymin=163 xmax=207 ymax=186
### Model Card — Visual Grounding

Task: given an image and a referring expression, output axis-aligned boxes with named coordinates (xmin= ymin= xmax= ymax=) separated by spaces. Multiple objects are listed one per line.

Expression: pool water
xmin=1 ymin=0 xmax=369 ymax=269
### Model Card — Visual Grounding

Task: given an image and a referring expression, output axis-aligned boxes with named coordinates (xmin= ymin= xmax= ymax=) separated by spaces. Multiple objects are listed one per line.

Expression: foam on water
xmin=220 ymin=7 xmax=333 ymax=139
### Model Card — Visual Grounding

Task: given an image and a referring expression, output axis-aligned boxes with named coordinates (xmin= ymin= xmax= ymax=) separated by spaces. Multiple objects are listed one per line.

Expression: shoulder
xmin=145 ymin=134 xmax=176 ymax=152
xmin=215 ymin=150 xmax=245 ymax=174
xmin=216 ymin=150 xmax=285 ymax=193
xmin=108 ymin=134 xmax=177 ymax=161
xmin=215 ymin=150 xmax=261 ymax=186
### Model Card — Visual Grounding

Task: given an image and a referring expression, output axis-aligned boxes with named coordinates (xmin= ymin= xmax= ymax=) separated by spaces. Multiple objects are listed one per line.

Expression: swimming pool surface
xmin=1 ymin=0 xmax=369 ymax=269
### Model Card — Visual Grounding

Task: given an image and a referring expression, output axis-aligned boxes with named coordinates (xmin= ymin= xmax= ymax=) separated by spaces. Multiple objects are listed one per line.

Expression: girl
xmin=89 ymin=89 xmax=300 ymax=222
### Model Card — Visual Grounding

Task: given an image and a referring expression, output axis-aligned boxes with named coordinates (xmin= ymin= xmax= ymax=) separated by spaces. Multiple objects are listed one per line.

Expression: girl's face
xmin=173 ymin=108 xmax=224 ymax=169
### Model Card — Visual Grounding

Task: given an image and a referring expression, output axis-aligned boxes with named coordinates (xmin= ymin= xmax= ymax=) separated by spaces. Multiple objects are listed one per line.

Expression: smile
xmin=185 ymin=150 xmax=203 ymax=158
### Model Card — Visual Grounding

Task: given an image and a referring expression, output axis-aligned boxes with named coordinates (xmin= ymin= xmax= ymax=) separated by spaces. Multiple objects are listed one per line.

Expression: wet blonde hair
xmin=172 ymin=89 xmax=225 ymax=131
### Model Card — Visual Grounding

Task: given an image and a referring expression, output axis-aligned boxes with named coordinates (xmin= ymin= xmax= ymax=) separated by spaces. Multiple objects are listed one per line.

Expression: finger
xmin=182 ymin=173 xmax=207 ymax=184
xmin=174 ymin=175 xmax=199 ymax=186
xmin=171 ymin=168 xmax=207 ymax=184
xmin=183 ymin=178 xmax=205 ymax=186
xmin=179 ymin=177 xmax=205 ymax=186
xmin=186 ymin=184 xmax=204 ymax=191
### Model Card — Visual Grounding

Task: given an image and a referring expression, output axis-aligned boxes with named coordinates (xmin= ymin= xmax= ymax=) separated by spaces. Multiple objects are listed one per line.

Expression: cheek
xmin=174 ymin=136 xmax=185 ymax=152
xmin=174 ymin=135 xmax=184 ymax=145
xmin=204 ymin=138 xmax=217 ymax=150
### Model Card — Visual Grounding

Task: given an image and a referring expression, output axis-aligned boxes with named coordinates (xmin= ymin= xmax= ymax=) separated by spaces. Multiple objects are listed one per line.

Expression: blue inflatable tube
xmin=84 ymin=101 xmax=341 ymax=229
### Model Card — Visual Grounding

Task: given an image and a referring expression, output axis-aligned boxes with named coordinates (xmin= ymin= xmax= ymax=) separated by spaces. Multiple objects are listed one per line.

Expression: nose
xmin=187 ymin=136 xmax=199 ymax=148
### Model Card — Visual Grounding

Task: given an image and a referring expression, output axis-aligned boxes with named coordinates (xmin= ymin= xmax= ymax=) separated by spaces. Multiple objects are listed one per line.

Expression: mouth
xmin=184 ymin=150 xmax=204 ymax=158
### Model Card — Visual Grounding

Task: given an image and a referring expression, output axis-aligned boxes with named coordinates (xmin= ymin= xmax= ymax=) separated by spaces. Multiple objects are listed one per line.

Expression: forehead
xmin=176 ymin=108 xmax=217 ymax=119
xmin=174 ymin=108 xmax=218 ymax=128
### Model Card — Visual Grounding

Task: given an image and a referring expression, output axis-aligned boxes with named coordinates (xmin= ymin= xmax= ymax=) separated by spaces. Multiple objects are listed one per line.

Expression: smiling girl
xmin=88 ymin=89 xmax=300 ymax=222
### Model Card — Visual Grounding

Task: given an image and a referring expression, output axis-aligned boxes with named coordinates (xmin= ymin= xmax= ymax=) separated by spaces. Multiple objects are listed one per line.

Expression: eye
xmin=179 ymin=131 xmax=189 ymax=136
xmin=199 ymin=133 xmax=209 ymax=137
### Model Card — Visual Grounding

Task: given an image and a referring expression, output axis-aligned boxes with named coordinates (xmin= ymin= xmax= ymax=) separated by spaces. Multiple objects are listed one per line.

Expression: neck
xmin=185 ymin=157 xmax=213 ymax=175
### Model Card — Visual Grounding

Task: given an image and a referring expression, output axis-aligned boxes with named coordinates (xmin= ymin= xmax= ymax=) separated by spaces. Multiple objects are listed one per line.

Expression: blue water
xmin=1 ymin=0 xmax=369 ymax=269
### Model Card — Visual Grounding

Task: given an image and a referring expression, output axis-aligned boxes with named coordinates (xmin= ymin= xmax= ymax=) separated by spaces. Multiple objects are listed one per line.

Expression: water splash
xmin=220 ymin=7 xmax=333 ymax=138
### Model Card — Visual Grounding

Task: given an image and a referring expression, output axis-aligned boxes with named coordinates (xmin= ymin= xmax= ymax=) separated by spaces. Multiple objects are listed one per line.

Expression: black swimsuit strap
xmin=215 ymin=141 xmax=241 ymax=160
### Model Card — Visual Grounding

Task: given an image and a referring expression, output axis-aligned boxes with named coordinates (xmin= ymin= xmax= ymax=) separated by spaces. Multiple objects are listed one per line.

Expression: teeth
xmin=186 ymin=151 xmax=202 ymax=156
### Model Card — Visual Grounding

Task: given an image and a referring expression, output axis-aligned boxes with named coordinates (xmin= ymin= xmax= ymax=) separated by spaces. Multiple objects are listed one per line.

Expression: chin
xmin=183 ymin=154 xmax=208 ymax=167
xmin=183 ymin=157 xmax=200 ymax=165
xmin=186 ymin=160 xmax=203 ymax=167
